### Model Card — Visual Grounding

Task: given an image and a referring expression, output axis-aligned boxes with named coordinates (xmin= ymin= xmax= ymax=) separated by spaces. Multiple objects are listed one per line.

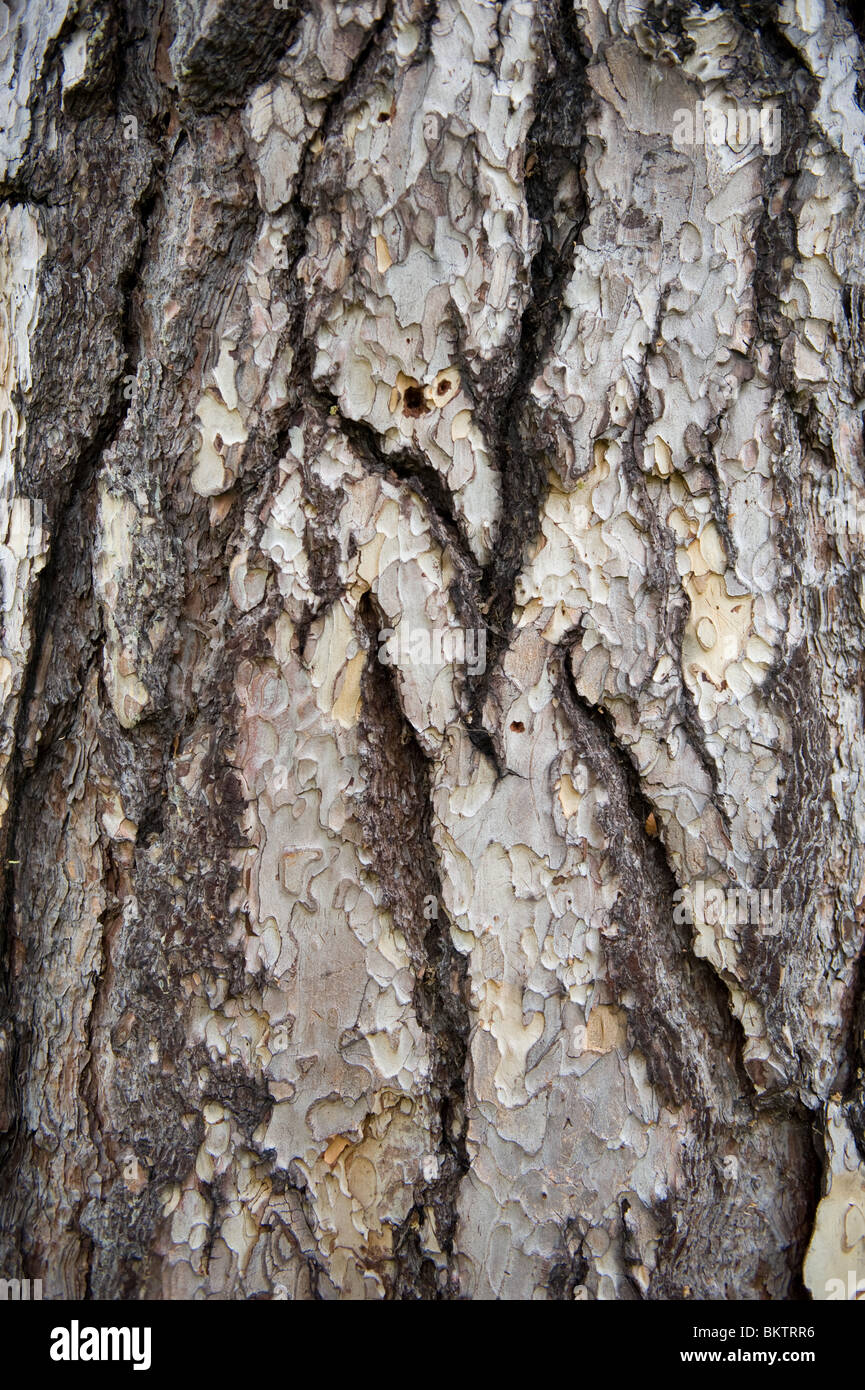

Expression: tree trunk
xmin=1 ymin=0 xmax=864 ymax=1302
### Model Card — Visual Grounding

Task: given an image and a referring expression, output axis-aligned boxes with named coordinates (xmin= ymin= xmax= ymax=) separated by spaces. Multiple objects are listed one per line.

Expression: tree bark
xmin=1 ymin=0 xmax=864 ymax=1301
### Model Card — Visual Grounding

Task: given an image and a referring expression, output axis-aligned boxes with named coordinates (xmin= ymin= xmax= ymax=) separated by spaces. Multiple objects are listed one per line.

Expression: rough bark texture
xmin=1 ymin=0 xmax=864 ymax=1301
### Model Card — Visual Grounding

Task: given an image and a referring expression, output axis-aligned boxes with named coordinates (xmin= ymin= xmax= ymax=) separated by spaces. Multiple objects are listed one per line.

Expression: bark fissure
xmin=356 ymin=591 xmax=469 ymax=1298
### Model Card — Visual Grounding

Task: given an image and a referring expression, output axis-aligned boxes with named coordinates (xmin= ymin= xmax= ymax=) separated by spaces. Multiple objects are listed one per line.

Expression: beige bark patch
xmin=585 ymin=1005 xmax=628 ymax=1055
xmin=804 ymin=1170 xmax=865 ymax=1299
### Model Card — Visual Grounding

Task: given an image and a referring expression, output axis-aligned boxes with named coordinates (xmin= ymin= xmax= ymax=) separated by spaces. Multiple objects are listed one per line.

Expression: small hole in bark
xmin=437 ymin=378 xmax=451 ymax=395
xmin=510 ymin=720 xmax=525 ymax=732
xmin=402 ymin=385 xmax=428 ymax=416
